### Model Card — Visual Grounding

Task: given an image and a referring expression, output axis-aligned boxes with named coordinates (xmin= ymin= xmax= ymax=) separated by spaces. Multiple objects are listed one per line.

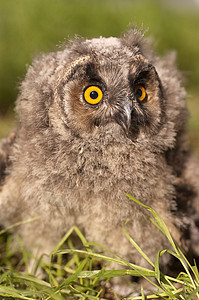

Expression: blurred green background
xmin=0 ymin=0 xmax=199 ymax=152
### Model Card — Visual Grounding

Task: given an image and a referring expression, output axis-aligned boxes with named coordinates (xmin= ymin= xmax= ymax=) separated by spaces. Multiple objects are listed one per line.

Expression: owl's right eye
xmin=135 ymin=85 xmax=147 ymax=102
xmin=83 ymin=86 xmax=103 ymax=105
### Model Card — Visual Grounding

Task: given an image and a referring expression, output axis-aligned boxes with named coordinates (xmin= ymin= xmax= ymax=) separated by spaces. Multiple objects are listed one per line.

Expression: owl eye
xmin=135 ymin=85 xmax=147 ymax=102
xmin=83 ymin=86 xmax=103 ymax=105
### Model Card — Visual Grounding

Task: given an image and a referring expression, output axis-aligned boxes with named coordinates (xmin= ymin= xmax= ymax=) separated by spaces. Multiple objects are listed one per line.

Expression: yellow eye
xmin=135 ymin=85 xmax=147 ymax=102
xmin=83 ymin=86 xmax=103 ymax=105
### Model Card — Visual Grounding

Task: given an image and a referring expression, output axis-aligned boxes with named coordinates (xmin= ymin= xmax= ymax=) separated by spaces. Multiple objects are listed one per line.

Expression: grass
xmin=0 ymin=195 xmax=199 ymax=299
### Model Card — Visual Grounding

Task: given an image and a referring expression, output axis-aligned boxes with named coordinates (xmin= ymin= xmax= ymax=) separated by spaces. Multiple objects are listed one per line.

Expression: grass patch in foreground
xmin=0 ymin=195 xmax=199 ymax=299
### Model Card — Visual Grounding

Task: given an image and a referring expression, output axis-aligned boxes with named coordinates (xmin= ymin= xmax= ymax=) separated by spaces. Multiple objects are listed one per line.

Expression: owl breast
xmin=36 ymin=121 xmax=174 ymax=224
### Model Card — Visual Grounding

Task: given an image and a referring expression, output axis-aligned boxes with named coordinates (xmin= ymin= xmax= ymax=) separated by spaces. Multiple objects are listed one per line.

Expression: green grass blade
xmin=188 ymin=285 xmax=199 ymax=298
xmin=0 ymin=286 xmax=35 ymax=300
xmin=78 ymin=268 xmax=153 ymax=279
xmin=141 ymin=285 xmax=146 ymax=299
xmin=0 ymin=270 xmax=11 ymax=284
xmin=51 ymin=226 xmax=91 ymax=255
xmin=193 ymin=260 xmax=199 ymax=280
xmin=0 ymin=217 xmax=40 ymax=236
xmin=13 ymin=273 xmax=51 ymax=287
xmin=122 ymin=224 xmax=154 ymax=268
xmin=68 ymin=285 xmax=107 ymax=300
xmin=54 ymin=257 xmax=88 ymax=291
xmin=54 ymin=248 xmax=155 ymax=276
xmin=154 ymin=249 xmax=166 ymax=283
xmin=126 ymin=194 xmax=179 ymax=254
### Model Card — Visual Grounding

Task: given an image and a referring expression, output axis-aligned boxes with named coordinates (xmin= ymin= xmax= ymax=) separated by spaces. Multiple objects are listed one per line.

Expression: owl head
xmin=16 ymin=28 xmax=187 ymax=153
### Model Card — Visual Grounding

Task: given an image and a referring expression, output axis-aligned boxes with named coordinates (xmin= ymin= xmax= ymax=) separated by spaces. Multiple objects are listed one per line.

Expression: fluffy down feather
xmin=0 ymin=28 xmax=198 ymax=274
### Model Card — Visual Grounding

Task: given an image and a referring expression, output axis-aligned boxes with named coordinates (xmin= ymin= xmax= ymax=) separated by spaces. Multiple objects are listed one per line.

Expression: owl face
xmin=54 ymin=37 xmax=164 ymax=141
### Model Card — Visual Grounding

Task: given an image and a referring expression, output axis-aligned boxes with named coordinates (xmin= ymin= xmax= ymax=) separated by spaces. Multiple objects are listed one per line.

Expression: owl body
xmin=0 ymin=29 xmax=199 ymax=269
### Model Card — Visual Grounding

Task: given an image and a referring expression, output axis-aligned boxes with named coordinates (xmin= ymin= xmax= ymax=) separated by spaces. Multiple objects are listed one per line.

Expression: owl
xmin=0 ymin=28 xmax=199 ymax=278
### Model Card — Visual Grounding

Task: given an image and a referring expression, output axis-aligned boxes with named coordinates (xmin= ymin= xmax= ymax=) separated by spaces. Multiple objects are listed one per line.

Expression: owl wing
xmin=0 ymin=131 xmax=16 ymax=186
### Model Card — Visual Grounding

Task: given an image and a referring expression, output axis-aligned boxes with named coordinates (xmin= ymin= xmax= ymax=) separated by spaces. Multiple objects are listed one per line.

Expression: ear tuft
xmin=121 ymin=25 xmax=156 ymax=59
xmin=122 ymin=25 xmax=145 ymax=48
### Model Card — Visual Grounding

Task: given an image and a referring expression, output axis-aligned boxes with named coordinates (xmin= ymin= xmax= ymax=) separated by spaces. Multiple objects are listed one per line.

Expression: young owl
xmin=0 ymin=28 xmax=199 ymax=272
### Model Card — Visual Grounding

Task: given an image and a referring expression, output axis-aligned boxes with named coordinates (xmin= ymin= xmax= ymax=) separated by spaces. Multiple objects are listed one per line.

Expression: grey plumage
xmin=0 ymin=28 xmax=198 ymax=272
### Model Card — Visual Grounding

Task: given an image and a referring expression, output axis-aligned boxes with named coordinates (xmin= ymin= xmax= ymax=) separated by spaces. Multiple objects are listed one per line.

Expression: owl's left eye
xmin=83 ymin=86 xmax=103 ymax=105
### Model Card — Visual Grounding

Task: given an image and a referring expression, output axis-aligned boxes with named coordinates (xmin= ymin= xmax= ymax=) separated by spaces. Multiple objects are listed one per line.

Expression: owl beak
xmin=115 ymin=118 xmax=130 ymax=134
xmin=120 ymin=118 xmax=131 ymax=135
xmin=114 ymin=104 xmax=132 ymax=135
xmin=122 ymin=102 xmax=132 ymax=135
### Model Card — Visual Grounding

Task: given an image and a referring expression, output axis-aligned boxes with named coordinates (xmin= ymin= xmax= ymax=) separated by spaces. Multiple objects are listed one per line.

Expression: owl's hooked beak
xmin=114 ymin=101 xmax=132 ymax=135
xmin=117 ymin=117 xmax=131 ymax=135
xmin=96 ymin=100 xmax=133 ymax=136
